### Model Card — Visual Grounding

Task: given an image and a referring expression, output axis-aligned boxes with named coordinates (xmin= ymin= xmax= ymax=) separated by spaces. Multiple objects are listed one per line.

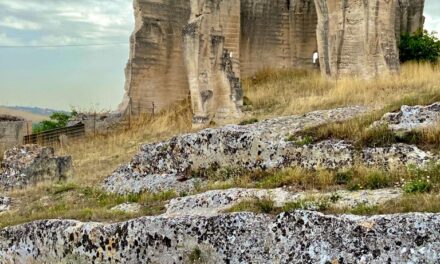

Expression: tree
xmin=399 ymin=30 xmax=440 ymax=64
xmin=33 ymin=112 xmax=73 ymax=133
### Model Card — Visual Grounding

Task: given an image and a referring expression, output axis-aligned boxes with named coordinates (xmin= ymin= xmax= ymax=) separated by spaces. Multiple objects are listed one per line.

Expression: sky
xmin=0 ymin=0 xmax=439 ymax=111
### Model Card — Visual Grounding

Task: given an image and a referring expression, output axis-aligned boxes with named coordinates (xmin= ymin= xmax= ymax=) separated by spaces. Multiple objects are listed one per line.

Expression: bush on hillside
xmin=33 ymin=112 xmax=75 ymax=133
xmin=399 ymin=30 xmax=440 ymax=63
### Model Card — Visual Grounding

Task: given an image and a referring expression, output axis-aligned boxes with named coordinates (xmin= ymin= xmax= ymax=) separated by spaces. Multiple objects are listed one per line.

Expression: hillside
xmin=1 ymin=63 xmax=440 ymax=263
xmin=0 ymin=106 xmax=49 ymax=123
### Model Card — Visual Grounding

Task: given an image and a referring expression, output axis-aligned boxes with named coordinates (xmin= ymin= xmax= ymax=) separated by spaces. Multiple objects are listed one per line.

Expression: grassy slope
xmin=1 ymin=63 xmax=440 ymax=227
xmin=0 ymin=106 xmax=49 ymax=123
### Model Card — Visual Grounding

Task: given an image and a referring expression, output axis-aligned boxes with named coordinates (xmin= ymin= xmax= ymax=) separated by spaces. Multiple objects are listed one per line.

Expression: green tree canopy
xmin=33 ymin=112 xmax=73 ymax=133
xmin=399 ymin=30 xmax=440 ymax=64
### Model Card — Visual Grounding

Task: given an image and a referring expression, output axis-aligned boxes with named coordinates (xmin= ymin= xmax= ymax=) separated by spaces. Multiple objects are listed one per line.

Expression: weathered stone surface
xmin=118 ymin=0 xmax=191 ymax=116
xmin=110 ymin=203 xmax=141 ymax=214
xmin=315 ymin=0 xmax=401 ymax=78
xmin=0 ymin=197 xmax=11 ymax=213
xmin=165 ymin=188 xmax=402 ymax=217
xmin=1 ymin=211 xmax=439 ymax=263
xmin=0 ymin=115 xmax=32 ymax=156
xmin=363 ymin=144 xmax=434 ymax=170
xmin=104 ymin=106 xmax=369 ymax=194
xmin=374 ymin=102 xmax=440 ymax=132
xmin=396 ymin=0 xmax=425 ymax=36
xmin=0 ymin=145 xmax=72 ymax=190
xmin=121 ymin=0 xmax=424 ymax=118
xmin=183 ymin=0 xmax=243 ymax=124
xmin=240 ymin=0 xmax=318 ymax=77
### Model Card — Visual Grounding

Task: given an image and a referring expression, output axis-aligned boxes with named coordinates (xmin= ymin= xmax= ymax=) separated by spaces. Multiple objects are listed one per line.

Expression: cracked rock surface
xmin=0 ymin=145 xmax=73 ymax=190
xmin=165 ymin=188 xmax=403 ymax=217
xmin=374 ymin=102 xmax=440 ymax=131
xmin=0 ymin=211 xmax=439 ymax=263
xmin=103 ymin=106 xmax=436 ymax=194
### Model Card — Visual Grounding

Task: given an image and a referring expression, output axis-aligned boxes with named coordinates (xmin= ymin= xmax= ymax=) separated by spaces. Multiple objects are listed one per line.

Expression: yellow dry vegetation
xmin=1 ymin=63 xmax=440 ymax=227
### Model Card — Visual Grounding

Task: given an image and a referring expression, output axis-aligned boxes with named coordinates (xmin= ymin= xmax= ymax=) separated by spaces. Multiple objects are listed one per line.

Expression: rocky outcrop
xmin=110 ymin=203 xmax=141 ymax=214
xmin=104 ymin=106 xmax=369 ymax=194
xmin=103 ymin=106 xmax=436 ymax=194
xmin=165 ymin=188 xmax=403 ymax=217
xmin=314 ymin=0 xmax=401 ymax=78
xmin=374 ymin=102 xmax=440 ymax=132
xmin=0 ymin=145 xmax=72 ymax=190
xmin=1 ymin=211 xmax=439 ymax=263
xmin=183 ymin=0 xmax=243 ymax=125
xmin=0 ymin=197 xmax=11 ymax=213
xmin=121 ymin=0 xmax=424 ymax=120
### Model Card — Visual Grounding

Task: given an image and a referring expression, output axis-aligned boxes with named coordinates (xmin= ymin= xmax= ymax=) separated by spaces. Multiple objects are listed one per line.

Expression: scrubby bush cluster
xmin=399 ymin=30 xmax=440 ymax=63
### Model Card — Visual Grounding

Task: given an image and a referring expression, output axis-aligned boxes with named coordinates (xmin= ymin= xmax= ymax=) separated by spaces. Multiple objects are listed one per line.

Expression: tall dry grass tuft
xmin=243 ymin=63 xmax=440 ymax=118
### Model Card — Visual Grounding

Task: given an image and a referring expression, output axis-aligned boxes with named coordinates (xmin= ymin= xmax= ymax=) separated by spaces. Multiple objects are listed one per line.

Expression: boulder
xmin=0 ymin=145 xmax=72 ymax=190
xmin=374 ymin=102 xmax=440 ymax=132
xmin=0 ymin=211 xmax=439 ymax=263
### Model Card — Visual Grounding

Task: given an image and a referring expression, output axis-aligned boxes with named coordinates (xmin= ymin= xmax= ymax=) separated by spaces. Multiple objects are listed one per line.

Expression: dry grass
xmin=243 ymin=63 xmax=440 ymax=118
xmin=2 ymin=63 xmax=440 ymax=227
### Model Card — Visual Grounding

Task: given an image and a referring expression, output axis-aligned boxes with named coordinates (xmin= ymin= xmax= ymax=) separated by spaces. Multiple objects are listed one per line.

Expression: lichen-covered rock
xmin=110 ymin=203 xmax=141 ymax=214
xmin=0 ymin=197 xmax=11 ymax=213
xmin=165 ymin=188 xmax=402 ymax=217
xmin=374 ymin=102 xmax=440 ymax=131
xmin=0 ymin=145 xmax=72 ymax=190
xmin=104 ymin=107 xmax=368 ymax=194
xmin=103 ymin=106 xmax=437 ymax=194
xmin=363 ymin=144 xmax=435 ymax=170
xmin=0 ymin=211 xmax=439 ymax=263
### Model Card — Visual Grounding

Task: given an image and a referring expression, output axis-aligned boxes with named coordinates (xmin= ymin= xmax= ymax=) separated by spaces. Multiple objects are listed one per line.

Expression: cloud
xmin=0 ymin=33 xmax=22 ymax=45
xmin=425 ymin=14 xmax=440 ymax=37
xmin=0 ymin=0 xmax=133 ymax=46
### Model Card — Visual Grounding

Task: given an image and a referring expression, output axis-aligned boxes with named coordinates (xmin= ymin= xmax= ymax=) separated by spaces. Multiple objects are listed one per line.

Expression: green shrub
xmin=33 ymin=112 xmax=74 ymax=133
xmin=364 ymin=171 xmax=390 ymax=190
xmin=403 ymin=179 xmax=433 ymax=194
xmin=399 ymin=30 xmax=440 ymax=63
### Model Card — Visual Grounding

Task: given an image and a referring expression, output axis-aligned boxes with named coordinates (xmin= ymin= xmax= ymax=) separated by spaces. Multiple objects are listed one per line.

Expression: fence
xmin=24 ymin=123 xmax=86 ymax=146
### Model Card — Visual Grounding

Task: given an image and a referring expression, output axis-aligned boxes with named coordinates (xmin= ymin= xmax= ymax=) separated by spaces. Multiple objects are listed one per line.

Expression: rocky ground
xmin=1 ymin=103 xmax=440 ymax=263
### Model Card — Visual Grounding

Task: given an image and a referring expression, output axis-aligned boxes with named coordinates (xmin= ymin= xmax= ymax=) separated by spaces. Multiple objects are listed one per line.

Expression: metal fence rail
xmin=24 ymin=123 xmax=85 ymax=146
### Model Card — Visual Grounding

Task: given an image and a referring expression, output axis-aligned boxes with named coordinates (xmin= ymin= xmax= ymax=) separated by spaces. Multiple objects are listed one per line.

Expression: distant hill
xmin=0 ymin=106 xmax=50 ymax=123
xmin=2 ymin=106 xmax=68 ymax=117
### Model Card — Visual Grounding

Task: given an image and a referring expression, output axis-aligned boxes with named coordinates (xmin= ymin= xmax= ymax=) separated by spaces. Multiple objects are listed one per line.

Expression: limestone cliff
xmin=119 ymin=0 xmax=191 ymax=116
xmin=183 ymin=0 xmax=243 ymax=124
xmin=120 ymin=0 xmax=425 ymax=120
xmin=314 ymin=0 xmax=401 ymax=78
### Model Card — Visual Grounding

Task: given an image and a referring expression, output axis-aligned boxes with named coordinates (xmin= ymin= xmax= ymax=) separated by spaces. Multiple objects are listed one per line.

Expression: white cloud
xmin=0 ymin=33 xmax=22 ymax=45
xmin=425 ymin=14 xmax=440 ymax=37
xmin=0 ymin=0 xmax=133 ymax=45
xmin=0 ymin=16 xmax=41 ymax=30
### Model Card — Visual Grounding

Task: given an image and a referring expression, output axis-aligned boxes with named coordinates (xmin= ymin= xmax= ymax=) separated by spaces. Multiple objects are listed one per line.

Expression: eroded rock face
xmin=240 ymin=0 xmax=318 ymax=77
xmin=183 ymin=0 xmax=243 ymax=124
xmin=0 ymin=145 xmax=72 ymax=190
xmin=374 ymin=102 xmax=440 ymax=132
xmin=118 ymin=0 xmax=191 ymax=116
xmin=1 ymin=211 xmax=439 ymax=263
xmin=122 ymin=0 xmax=424 ymax=120
xmin=315 ymin=0 xmax=401 ymax=78
xmin=396 ymin=0 xmax=425 ymax=36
